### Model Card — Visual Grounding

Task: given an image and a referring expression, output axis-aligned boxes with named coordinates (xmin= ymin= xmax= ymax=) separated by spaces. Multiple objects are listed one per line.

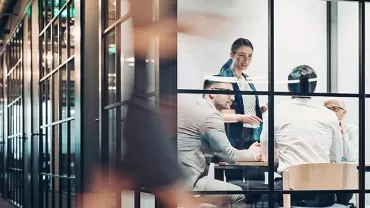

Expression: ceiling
xmin=0 ymin=0 xmax=18 ymax=43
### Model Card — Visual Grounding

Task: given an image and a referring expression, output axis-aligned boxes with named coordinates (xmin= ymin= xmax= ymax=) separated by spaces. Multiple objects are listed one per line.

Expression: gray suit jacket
xmin=177 ymin=99 xmax=256 ymax=190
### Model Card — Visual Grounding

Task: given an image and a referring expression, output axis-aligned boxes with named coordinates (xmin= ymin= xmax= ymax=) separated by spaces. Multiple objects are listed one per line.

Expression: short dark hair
xmin=288 ymin=65 xmax=317 ymax=93
xmin=231 ymin=38 xmax=254 ymax=53
xmin=203 ymin=75 xmax=224 ymax=89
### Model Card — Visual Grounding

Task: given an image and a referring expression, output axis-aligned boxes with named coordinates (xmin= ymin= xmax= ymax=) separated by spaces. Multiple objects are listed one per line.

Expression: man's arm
xmin=342 ymin=124 xmax=358 ymax=162
xmin=202 ymin=112 xmax=258 ymax=162
xmin=260 ymin=111 xmax=278 ymax=162
xmin=330 ymin=122 xmax=344 ymax=163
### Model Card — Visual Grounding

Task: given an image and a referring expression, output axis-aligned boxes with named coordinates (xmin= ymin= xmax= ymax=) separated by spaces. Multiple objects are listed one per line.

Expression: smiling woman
xmin=217 ymin=38 xmax=265 ymax=182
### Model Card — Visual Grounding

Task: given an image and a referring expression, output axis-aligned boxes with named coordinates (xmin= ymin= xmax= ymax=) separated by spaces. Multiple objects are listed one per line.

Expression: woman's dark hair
xmin=220 ymin=38 xmax=254 ymax=72
xmin=288 ymin=65 xmax=317 ymax=93
xmin=231 ymin=38 xmax=254 ymax=53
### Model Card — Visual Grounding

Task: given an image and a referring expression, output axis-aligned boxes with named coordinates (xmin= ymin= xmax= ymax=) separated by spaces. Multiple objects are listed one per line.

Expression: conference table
xmin=214 ymin=161 xmax=278 ymax=191
xmin=215 ymin=162 xmax=370 ymax=182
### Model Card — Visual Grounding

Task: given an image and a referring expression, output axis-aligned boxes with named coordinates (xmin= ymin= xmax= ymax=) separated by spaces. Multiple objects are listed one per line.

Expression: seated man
xmin=177 ymin=75 xmax=261 ymax=204
xmin=260 ymin=65 xmax=344 ymax=207
xmin=324 ymin=98 xmax=358 ymax=163
xmin=325 ymin=98 xmax=358 ymax=206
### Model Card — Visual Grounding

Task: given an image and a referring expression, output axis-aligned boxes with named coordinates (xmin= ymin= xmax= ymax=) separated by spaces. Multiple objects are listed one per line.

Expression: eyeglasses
xmin=326 ymin=106 xmax=344 ymax=112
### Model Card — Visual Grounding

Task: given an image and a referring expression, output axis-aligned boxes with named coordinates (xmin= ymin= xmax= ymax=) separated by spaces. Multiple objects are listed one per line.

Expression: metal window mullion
xmin=44 ymin=78 xmax=49 ymax=208
xmin=358 ymin=1 xmax=366 ymax=208
xmin=268 ymin=0 xmax=275 ymax=207
xmin=58 ymin=66 xmax=63 ymax=208
xmin=16 ymin=106 xmax=18 ymax=206
xmin=101 ymin=33 xmax=109 ymax=186
xmin=3 ymin=53 xmax=8 ymax=200
xmin=21 ymin=25 xmax=24 ymax=206
xmin=58 ymin=12 xmax=62 ymax=70
xmin=115 ymin=0 xmax=122 ymax=204
xmin=14 ymin=64 xmax=17 ymax=205
xmin=66 ymin=45 xmax=72 ymax=208
xmin=38 ymin=84 xmax=44 ymax=207
xmin=66 ymin=3 xmax=71 ymax=59
xmin=51 ymin=74 xmax=56 ymax=208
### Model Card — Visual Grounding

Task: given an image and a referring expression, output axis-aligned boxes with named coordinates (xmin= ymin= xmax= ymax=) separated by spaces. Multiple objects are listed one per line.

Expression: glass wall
xmin=4 ymin=23 xmax=24 ymax=207
xmin=38 ymin=0 xmax=76 ymax=207
xmin=0 ymin=53 xmax=3 ymax=198
xmin=100 ymin=0 xmax=158 ymax=207
xmin=177 ymin=0 xmax=364 ymax=207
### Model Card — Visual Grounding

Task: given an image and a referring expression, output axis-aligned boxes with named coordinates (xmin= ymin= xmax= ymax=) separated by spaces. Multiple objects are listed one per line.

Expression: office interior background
xmin=0 ymin=0 xmax=369 ymax=207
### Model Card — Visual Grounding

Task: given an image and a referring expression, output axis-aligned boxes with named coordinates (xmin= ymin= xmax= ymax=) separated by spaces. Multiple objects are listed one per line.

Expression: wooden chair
xmin=283 ymin=163 xmax=358 ymax=208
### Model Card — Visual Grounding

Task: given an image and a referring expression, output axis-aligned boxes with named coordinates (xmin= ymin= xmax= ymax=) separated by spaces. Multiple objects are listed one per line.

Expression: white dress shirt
xmin=342 ymin=123 xmax=358 ymax=162
xmin=260 ymin=98 xmax=344 ymax=173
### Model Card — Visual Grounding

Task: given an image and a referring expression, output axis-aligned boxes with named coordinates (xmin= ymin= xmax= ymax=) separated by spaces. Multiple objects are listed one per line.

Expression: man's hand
xmin=261 ymin=104 xmax=268 ymax=114
xmin=339 ymin=121 xmax=345 ymax=134
xmin=249 ymin=142 xmax=262 ymax=161
xmin=237 ymin=114 xmax=262 ymax=125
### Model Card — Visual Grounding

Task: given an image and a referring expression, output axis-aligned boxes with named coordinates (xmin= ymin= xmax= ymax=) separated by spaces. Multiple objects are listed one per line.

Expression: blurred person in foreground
xmin=177 ymin=75 xmax=262 ymax=206
xmin=260 ymin=65 xmax=343 ymax=207
xmin=82 ymin=0 xmax=229 ymax=208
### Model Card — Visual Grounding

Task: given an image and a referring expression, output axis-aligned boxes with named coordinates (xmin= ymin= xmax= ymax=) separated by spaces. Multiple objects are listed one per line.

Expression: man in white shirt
xmin=324 ymin=98 xmax=358 ymax=162
xmin=260 ymin=65 xmax=344 ymax=207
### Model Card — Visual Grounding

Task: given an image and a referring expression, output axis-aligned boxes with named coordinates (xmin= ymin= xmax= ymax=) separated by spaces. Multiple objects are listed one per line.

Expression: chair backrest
xmin=283 ymin=163 xmax=358 ymax=190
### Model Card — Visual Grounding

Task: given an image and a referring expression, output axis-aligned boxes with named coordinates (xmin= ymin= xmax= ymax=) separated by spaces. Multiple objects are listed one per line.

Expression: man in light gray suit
xmin=178 ymin=75 xmax=262 ymax=204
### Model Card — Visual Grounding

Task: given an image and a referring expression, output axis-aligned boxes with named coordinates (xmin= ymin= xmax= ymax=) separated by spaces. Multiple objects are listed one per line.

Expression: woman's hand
xmin=237 ymin=114 xmax=262 ymax=125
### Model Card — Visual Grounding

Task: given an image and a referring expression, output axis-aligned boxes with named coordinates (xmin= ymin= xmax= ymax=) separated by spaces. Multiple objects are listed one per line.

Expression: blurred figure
xmin=260 ymin=65 xmax=343 ymax=207
xmin=81 ymin=1 xmax=232 ymax=208
xmin=177 ymin=75 xmax=262 ymax=206
xmin=324 ymin=98 xmax=358 ymax=162
xmin=218 ymin=38 xmax=265 ymax=183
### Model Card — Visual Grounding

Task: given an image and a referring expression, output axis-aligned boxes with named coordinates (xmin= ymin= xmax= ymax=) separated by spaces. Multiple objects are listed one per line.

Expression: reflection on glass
xmin=68 ymin=1 xmax=75 ymax=56
xmin=53 ymin=125 xmax=60 ymax=176
xmin=60 ymin=8 xmax=68 ymax=63
xmin=107 ymin=0 xmax=116 ymax=27
xmin=68 ymin=61 xmax=75 ymax=117
xmin=61 ymin=122 xmax=68 ymax=176
xmin=41 ymin=35 xmax=47 ymax=77
xmin=121 ymin=0 xmax=129 ymax=16
xmin=108 ymin=109 xmax=116 ymax=183
xmin=61 ymin=66 xmax=67 ymax=120
xmin=46 ymin=29 xmax=52 ymax=75
xmin=53 ymin=19 xmax=59 ymax=69
xmin=40 ymin=0 xmax=46 ymax=29
xmin=120 ymin=105 xmax=127 ymax=161
xmin=52 ymin=72 xmax=59 ymax=122
xmin=120 ymin=19 xmax=133 ymax=101
xmin=70 ymin=119 xmax=76 ymax=177
xmin=106 ymin=32 xmax=116 ymax=104
xmin=120 ymin=18 xmax=157 ymax=102
xmin=46 ymin=0 xmax=53 ymax=24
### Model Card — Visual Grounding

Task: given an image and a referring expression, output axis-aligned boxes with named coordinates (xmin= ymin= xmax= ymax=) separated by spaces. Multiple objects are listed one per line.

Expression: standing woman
xmin=218 ymin=38 xmax=265 ymax=182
